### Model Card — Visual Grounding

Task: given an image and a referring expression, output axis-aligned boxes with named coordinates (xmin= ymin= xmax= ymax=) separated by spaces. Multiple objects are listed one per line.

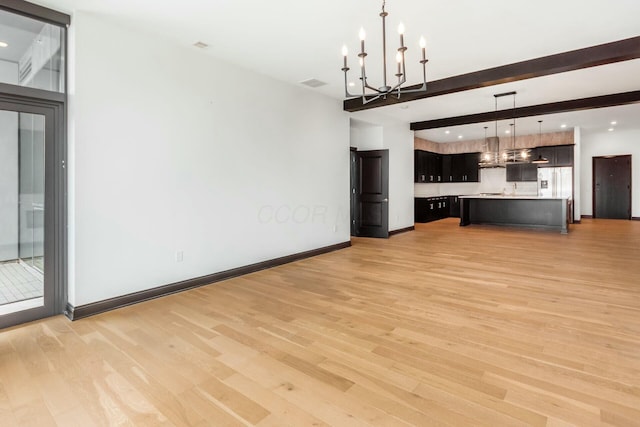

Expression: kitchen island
xmin=459 ymin=195 xmax=571 ymax=234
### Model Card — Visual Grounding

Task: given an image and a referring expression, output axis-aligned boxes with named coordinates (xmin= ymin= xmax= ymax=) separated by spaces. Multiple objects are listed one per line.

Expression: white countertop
xmin=459 ymin=194 xmax=570 ymax=200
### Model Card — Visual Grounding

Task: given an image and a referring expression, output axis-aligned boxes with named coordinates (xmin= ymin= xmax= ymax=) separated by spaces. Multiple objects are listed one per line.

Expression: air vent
xmin=18 ymin=57 xmax=32 ymax=83
xmin=193 ymin=41 xmax=209 ymax=49
xmin=300 ymin=78 xmax=327 ymax=88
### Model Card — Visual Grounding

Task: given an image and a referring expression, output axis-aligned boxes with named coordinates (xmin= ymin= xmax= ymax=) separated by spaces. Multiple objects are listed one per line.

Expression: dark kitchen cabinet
xmin=414 ymin=197 xmax=429 ymax=222
xmin=438 ymin=152 xmax=480 ymax=183
xmin=414 ymin=150 xmax=427 ymax=183
xmin=415 ymin=196 xmax=457 ymax=223
xmin=533 ymin=145 xmax=574 ymax=167
xmin=441 ymin=155 xmax=453 ymax=182
xmin=449 ymin=196 xmax=460 ymax=217
xmin=414 ymin=150 xmax=442 ymax=183
xmin=463 ymin=153 xmax=480 ymax=182
xmin=506 ymin=163 xmax=538 ymax=182
xmin=554 ymin=145 xmax=574 ymax=166
xmin=450 ymin=154 xmax=466 ymax=182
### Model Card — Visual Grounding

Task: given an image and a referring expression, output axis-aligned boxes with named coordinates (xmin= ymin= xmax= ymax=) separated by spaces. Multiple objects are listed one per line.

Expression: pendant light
xmin=531 ymin=120 xmax=550 ymax=164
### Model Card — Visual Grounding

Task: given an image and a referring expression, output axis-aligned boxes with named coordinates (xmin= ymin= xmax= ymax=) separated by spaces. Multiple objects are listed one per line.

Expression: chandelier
xmin=500 ymin=92 xmax=530 ymax=164
xmin=341 ymin=0 xmax=428 ymax=104
xmin=480 ymin=91 xmax=530 ymax=167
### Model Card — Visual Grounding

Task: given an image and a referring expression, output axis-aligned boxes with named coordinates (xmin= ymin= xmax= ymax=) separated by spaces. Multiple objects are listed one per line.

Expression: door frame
xmin=0 ymin=96 xmax=67 ymax=329
xmin=353 ymin=149 xmax=389 ymax=238
xmin=592 ymin=155 xmax=632 ymax=220
xmin=350 ymin=147 xmax=359 ymax=236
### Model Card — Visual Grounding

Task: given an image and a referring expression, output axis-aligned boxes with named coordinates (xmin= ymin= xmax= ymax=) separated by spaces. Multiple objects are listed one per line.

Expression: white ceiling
xmin=25 ymin=0 xmax=640 ymax=141
xmin=0 ymin=10 xmax=45 ymax=62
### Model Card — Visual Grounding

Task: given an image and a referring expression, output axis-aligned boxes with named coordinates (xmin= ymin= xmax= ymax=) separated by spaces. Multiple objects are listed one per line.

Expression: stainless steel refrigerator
xmin=538 ymin=167 xmax=573 ymax=199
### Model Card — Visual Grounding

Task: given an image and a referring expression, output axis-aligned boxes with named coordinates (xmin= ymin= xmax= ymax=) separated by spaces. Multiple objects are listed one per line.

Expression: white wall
xmin=580 ymin=128 xmax=640 ymax=217
xmin=349 ymin=115 xmax=414 ymax=232
xmin=68 ymin=12 xmax=350 ymax=306
xmin=573 ymin=127 xmax=581 ymax=221
xmin=384 ymin=124 xmax=414 ymax=231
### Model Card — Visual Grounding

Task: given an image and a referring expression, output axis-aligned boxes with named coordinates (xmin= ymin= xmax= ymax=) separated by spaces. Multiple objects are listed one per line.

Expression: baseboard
xmin=573 ymin=220 xmax=581 ymax=224
xmin=389 ymin=226 xmax=415 ymax=236
xmin=581 ymin=215 xmax=593 ymax=219
xmin=633 ymin=217 xmax=640 ymax=221
xmin=64 ymin=241 xmax=351 ymax=321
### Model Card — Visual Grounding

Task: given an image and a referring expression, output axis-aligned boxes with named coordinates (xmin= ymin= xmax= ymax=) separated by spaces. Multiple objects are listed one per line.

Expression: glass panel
xmin=0 ymin=9 xmax=65 ymax=92
xmin=0 ymin=109 xmax=44 ymax=309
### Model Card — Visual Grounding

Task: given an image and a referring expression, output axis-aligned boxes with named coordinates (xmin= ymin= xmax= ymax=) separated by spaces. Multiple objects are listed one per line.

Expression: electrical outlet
xmin=176 ymin=251 xmax=184 ymax=262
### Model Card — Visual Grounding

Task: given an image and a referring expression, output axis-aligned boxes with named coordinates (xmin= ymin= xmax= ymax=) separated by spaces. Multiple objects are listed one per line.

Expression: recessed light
xmin=560 ymin=124 xmax=567 ymax=128
xmin=348 ymin=82 xmax=355 ymax=87
xmin=400 ymin=105 xmax=409 ymax=110
xmin=445 ymin=130 xmax=450 ymax=134
xmin=458 ymin=135 xmax=463 ymax=139
xmin=505 ymin=130 xmax=510 ymax=134
xmin=0 ymin=41 xmax=8 ymax=48
xmin=608 ymin=128 xmax=614 ymax=132
xmin=610 ymin=121 xmax=617 ymax=125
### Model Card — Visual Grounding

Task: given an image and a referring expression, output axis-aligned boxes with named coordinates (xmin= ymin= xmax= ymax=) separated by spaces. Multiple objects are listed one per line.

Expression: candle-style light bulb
xmin=419 ymin=36 xmax=426 ymax=62
xmin=359 ymin=27 xmax=366 ymax=55
xmin=342 ymin=45 xmax=348 ymax=69
xmin=398 ymin=22 xmax=405 ymax=48
xmin=396 ymin=51 xmax=402 ymax=75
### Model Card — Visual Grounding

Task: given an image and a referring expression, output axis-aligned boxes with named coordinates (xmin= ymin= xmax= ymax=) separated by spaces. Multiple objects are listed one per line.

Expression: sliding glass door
xmin=0 ymin=101 xmax=62 ymax=328
xmin=0 ymin=1 xmax=68 ymax=330
xmin=18 ymin=112 xmax=46 ymax=275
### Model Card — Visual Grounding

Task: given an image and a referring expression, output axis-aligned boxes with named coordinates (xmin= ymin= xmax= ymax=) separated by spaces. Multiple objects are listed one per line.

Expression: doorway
xmin=593 ymin=155 xmax=632 ymax=219
xmin=0 ymin=101 xmax=65 ymax=328
xmin=350 ymin=149 xmax=389 ymax=238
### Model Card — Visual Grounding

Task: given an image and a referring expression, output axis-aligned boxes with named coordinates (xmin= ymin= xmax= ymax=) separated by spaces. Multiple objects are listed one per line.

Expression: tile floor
xmin=0 ymin=261 xmax=43 ymax=305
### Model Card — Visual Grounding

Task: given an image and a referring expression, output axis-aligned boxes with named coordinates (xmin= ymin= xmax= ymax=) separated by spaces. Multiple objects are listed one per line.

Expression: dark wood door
xmin=356 ymin=150 xmax=389 ymax=238
xmin=350 ymin=149 xmax=359 ymax=236
xmin=593 ymin=155 xmax=631 ymax=219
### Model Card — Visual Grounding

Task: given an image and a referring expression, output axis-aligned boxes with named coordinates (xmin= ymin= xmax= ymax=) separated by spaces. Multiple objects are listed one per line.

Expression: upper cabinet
xmin=533 ymin=145 xmax=574 ymax=167
xmin=506 ymin=163 xmax=538 ymax=182
xmin=415 ymin=150 xmax=441 ymax=182
xmin=415 ymin=150 xmax=479 ymax=183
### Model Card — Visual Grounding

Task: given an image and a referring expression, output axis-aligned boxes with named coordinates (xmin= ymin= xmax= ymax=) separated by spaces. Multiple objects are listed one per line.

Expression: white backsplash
xmin=415 ymin=167 xmax=539 ymax=197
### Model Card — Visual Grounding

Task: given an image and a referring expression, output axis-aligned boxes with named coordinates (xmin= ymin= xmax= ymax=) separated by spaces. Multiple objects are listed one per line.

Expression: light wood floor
xmin=1 ymin=219 xmax=640 ymax=426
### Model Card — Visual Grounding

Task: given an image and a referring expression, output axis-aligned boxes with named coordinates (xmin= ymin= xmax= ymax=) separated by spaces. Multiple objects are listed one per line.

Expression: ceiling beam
xmin=343 ymin=36 xmax=640 ymax=112
xmin=409 ymin=90 xmax=640 ymax=130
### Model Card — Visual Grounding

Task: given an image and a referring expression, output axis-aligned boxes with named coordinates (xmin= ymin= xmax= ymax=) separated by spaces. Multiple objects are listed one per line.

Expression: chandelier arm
xmin=343 ymin=71 xmax=357 ymax=98
xmin=361 ymin=94 xmax=385 ymax=105
xmin=360 ymin=58 xmax=367 ymax=101
xmin=364 ymin=83 xmax=385 ymax=93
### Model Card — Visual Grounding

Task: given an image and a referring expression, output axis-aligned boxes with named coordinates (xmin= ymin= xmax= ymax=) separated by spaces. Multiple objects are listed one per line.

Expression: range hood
xmin=479 ymin=136 xmax=504 ymax=168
